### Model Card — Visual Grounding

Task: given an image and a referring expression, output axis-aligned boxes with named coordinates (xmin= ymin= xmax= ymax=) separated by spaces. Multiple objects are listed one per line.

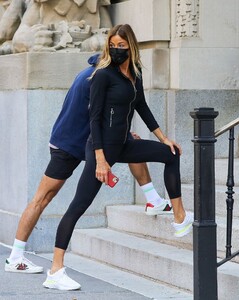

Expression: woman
xmin=43 ymin=24 xmax=193 ymax=291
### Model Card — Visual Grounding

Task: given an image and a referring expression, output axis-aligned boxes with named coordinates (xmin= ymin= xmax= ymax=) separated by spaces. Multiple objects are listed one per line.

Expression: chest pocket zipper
xmin=109 ymin=108 xmax=114 ymax=127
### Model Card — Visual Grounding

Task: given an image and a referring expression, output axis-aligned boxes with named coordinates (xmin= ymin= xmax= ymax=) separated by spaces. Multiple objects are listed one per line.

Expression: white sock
xmin=8 ymin=239 xmax=26 ymax=263
xmin=141 ymin=182 xmax=164 ymax=205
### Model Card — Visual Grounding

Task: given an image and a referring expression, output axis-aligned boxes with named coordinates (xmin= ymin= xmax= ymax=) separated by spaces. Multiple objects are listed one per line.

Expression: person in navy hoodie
xmin=5 ymin=53 xmax=171 ymax=274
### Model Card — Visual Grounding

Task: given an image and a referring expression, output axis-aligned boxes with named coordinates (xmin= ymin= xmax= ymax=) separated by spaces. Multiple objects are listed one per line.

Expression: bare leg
xmin=51 ymin=247 xmax=65 ymax=273
xmin=16 ymin=175 xmax=65 ymax=242
xmin=128 ymin=159 xmax=185 ymax=223
xmin=44 ymin=246 xmax=80 ymax=291
xmin=128 ymin=143 xmax=191 ymax=232
xmin=128 ymin=162 xmax=168 ymax=214
xmin=128 ymin=162 xmax=151 ymax=185
xmin=170 ymin=197 xmax=186 ymax=223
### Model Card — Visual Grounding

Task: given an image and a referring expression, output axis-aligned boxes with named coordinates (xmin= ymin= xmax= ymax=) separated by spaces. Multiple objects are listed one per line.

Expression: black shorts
xmin=44 ymin=148 xmax=82 ymax=180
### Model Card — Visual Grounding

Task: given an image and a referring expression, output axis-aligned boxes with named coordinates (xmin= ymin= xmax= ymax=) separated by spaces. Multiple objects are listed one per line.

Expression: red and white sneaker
xmin=145 ymin=199 xmax=173 ymax=216
xmin=5 ymin=257 xmax=43 ymax=273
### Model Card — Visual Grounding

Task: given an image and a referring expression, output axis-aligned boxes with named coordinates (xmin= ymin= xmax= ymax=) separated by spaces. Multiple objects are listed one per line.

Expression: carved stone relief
xmin=175 ymin=0 xmax=199 ymax=38
xmin=0 ymin=1 xmax=10 ymax=18
xmin=0 ymin=0 xmax=112 ymax=55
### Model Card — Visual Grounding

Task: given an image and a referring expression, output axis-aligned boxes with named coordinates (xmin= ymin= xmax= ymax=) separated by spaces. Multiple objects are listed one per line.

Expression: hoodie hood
xmin=88 ymin=53 xmax=101 ymax=66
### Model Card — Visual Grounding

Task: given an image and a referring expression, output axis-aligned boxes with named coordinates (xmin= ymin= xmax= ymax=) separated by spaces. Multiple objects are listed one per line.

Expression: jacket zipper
xmin=124 ymin=82 xmax=137 ymax=143
xmin=109 ymin=107 xmax=114 ymax=127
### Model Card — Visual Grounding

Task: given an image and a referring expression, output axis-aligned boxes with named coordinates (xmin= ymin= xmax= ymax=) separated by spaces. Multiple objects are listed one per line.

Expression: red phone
xmin=108 ymin=171 xmax=119 ymax=188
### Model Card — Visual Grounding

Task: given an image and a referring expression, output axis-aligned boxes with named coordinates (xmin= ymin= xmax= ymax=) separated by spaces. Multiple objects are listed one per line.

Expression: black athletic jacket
xmin=89 ymin=63 xmax=159 ymax=150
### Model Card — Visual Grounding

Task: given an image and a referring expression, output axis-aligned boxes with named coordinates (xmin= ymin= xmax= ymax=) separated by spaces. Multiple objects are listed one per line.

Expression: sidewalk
xmin=0 ymin=244 xmax=193 ymax=300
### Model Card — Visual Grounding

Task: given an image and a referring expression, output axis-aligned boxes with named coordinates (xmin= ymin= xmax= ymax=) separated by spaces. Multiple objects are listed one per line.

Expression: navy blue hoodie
xmin=49 ymin=54 xmax=100 ymax=160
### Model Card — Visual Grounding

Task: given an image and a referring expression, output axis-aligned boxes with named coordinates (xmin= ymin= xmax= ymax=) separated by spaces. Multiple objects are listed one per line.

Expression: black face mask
xmin=109 ymin=48 xmax=129 ymax=65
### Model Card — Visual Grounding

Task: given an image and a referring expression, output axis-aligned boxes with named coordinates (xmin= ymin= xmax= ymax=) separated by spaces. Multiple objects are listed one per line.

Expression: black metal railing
xmin=216 ymin=117 xmax=239 ymax=266
xmin=190 ymin=108 xmax=239 ymax=300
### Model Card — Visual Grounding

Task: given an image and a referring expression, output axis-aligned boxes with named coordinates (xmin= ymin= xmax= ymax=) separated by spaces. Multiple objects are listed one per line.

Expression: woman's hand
xmin=95 ymin=149 xmax=111 ymax=184
xmin=96 ymin=159 xmax=111 ymax=184
xmin=163 ymin=137 xmax=182 ymax=155
xmin=152 ymin=128 xmax=182 ymax=156
xmin=130 ymin=132 xmax=141 ymax=140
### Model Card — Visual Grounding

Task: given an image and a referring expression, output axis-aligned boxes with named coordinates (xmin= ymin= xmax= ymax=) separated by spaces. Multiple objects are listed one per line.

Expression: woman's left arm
xmin=135 ymin=77 xmax=159 ymax=131
xmin=135 ymin=78 xmax=182 ymax=155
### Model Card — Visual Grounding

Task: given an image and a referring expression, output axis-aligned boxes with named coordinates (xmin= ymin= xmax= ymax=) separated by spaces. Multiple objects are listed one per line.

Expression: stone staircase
xmin=70 ymin=158 xmax=239 ymax=299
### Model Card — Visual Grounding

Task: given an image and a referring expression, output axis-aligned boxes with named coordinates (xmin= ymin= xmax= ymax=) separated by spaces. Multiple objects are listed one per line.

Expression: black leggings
xmin=55 ymin=139 xmax=181 ymax=250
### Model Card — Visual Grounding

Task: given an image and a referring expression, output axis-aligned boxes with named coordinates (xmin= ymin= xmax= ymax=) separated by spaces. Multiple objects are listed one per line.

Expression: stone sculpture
xmin=0 ymin=0 xmax=112 ymax=55
xmin=0 ymin=1 xmax=10 ymax=19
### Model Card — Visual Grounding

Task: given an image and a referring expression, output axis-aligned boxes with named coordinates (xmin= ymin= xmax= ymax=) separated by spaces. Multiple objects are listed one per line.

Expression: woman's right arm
xmin=89 ymin=70 xmax=108 ymax=150
xmin=89 ymin=70 xmax=111 ymax=183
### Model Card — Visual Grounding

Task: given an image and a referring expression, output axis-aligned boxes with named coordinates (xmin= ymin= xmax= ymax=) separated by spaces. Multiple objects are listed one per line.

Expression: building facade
xmin=0 ymin=0 xmax=238 ymax=251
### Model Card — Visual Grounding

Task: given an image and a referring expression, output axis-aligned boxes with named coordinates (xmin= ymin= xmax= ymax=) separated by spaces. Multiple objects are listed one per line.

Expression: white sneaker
xmin=43 ymin=267 xmax=81 ymax=291
xmin=5 ymin=257 xmax=43 ymax=273
xmin=172 ymin=211 xmax=193 ymax=237
xmin=145 ymin=199 xmax=173 ymax=215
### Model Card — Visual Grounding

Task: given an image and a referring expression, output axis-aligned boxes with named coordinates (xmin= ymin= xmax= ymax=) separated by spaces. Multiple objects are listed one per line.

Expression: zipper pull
xmin=110 ymin=108 xmax=114 ymax=127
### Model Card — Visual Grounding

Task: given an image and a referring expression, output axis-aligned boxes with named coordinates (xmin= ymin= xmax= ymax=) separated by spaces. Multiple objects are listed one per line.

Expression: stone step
xmin=182 ymin=184 xmax=239 ymax=217
xmin=71 ymin=227 xmax=194 ymax=291
xmin=106 ymin=205 xmax=239 ymax=255
xmin=107 ymin=204 xmax=193 ymax=249
xmin=41 ymin=251 xmax=193 ymax=299
xmin=71 ymin=227 xmax=239 ymax=300
xmin=215 ymin=158 xmax=239 ymax=186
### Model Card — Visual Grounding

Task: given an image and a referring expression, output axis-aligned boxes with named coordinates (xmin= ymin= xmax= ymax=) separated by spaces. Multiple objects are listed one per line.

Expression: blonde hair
xmin=91 ymin=24 xmax=142 ymax=78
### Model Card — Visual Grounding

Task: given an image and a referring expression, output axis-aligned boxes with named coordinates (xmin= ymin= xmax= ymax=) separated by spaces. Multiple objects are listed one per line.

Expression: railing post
xmin=190 ymin=107 xmax=219 ymax=300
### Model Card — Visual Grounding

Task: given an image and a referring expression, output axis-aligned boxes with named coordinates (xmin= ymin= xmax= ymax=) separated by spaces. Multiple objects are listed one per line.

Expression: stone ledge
xmin=0 ymin=49 xmax=170 ymax=90
xmin=0 ymin=52 xmax=93 ymax=90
